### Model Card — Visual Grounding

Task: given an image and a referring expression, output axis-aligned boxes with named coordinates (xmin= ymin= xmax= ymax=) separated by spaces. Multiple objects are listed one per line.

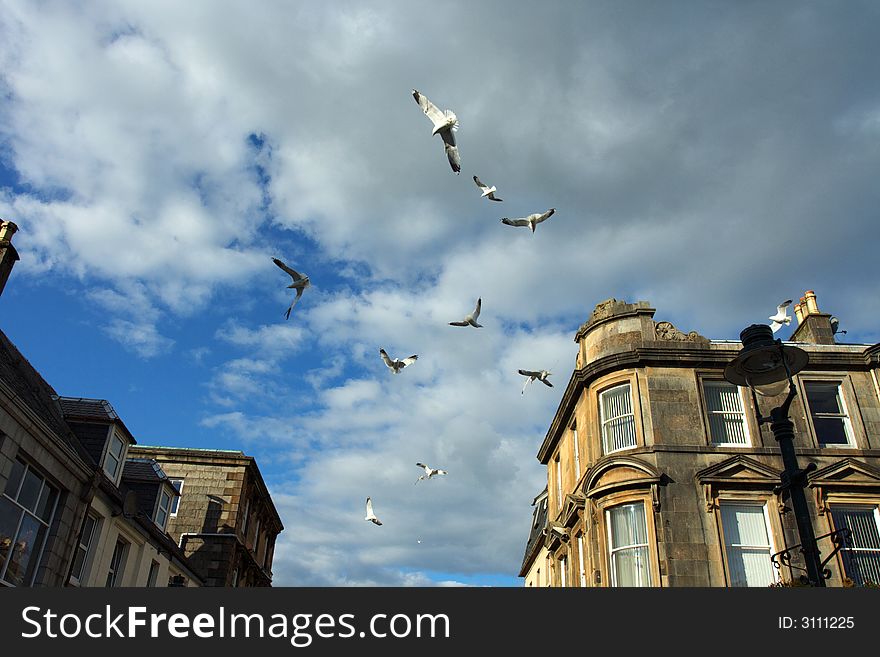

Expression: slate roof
xmin=56 ymin=395 xmax=137 ymax=444
xmin=123 ymin=457 xmax=172 ymax=484
xmin=519 ymin=487 xmax=549 ymax=577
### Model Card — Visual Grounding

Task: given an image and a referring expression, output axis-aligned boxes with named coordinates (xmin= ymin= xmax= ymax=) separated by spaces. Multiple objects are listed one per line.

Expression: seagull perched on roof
xmin=473 ymin=176 xmax=503 ymax=202
xmin=449 ymin=298 xmax=483 ymax=328
xmin=272 ymin=257 xmax=311 ymax=320
xmin=415 ymin=462 xmax=448 ymax=484
xmin=518 ymin=369 xmax=553 ymax=394
xmin=364 ymin=497 xmax=382 ymax=526
xmin=412 ymin=89 xmax=461 ymax=174
xmin=379 ymin=348 xmax=418 ymax=374
xmin=501 ymin=208 xmax=555 ymax=233
xmin=768 ymin=299 xmax=793 ymax=333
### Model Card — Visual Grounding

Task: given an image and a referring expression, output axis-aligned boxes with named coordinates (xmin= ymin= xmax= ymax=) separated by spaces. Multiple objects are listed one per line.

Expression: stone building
xmin=128 ymin=445 xmax=284 ymax=587
xmin=525 ymin=291 xmax=880 ymax=587
xmin=519 ymin=487 xmax=551 ymax=586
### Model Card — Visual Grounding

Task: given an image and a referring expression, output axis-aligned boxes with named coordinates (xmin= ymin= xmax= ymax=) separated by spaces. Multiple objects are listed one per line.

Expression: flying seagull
xmin=364 ymin=497 xmax=382 ymax=526
xmin=518 ymin=369 xmax=553 ymax=394
xmin=272 ymin=257 xmax=310 ymax=320
xmin=379 ymin=348 xmax=418 ymax=374
xmin=501 ymin=208 xmax=555 ymax=233
xmin=412 ymin=89 xmax=461 ymax=174
xmin=449 ymin=298 xmax=483 ymax=328
xmin=473 ymin=176 xmax=503 ymax=202
xmin=768 ymin=299 xmax=793 ymax=333
xmin=830 ymin=316 xmax=847 ymax=336
xmin=415 ymin=462 xmax=448 ymax=485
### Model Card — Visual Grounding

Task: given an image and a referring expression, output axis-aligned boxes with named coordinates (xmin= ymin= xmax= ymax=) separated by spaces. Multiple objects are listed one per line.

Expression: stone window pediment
xmin=808 ymin=458 xmax=880 ymax=515
xmin=695 ymin=455 xmax=782 ymax=513
xmin=585 ymin=456 xmax=663 ymax=511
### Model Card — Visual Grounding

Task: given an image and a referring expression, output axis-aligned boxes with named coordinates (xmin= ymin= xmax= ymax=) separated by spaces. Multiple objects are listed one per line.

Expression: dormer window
xmin=103 ymin=431 xmax=126 ymax=481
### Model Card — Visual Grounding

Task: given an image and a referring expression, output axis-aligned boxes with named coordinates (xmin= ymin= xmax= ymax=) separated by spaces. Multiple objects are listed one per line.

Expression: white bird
xmin=415 ymin=462 xmax=448 ymax=484
xmin=768 ymin=299 xmax=793 ymax=333
xmin=379 ymin=348 xmax=418 ymax=374
xmin=449 ymin=298 xmax=483 ymax=328
xmin=501 ymin=208 xmax=555 ymax=233
xmin=413 ymin=89 xmax=461 ymax=174
xmin=518 ymin=369 xmax=553 ymax=394
xmin=272 ymin=257 xmax=311 ymax=320
xmin=364 ymin=497 xmax=382 ymax=526
xmin=473 ymin=176 xmax=503 ymax=202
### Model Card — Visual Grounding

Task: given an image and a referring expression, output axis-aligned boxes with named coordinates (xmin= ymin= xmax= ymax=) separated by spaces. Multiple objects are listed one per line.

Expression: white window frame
xmin=147 ymin=560 xmax=160 ymax=587
xmin=105 ymin=537 xmax=129 ymax=587
xmin=577 ymin=533 xmax=587 ymax=587
xmin=718 ymin=501 xmax=778 ymax=587
xmin=69 ymin=512 xmax=99 ymax=586
xmin=555 ymin=454 xmax=563 ymax=509
xmin=830 ymin=505 xmax=880 ymax=587
xmin=605 ymin=501 xmax=652 ymax=587
xmin=600 ymin=383 xmax=637 ymax=454
xmin=803 ymin=381 xmax=856 ymax=448
xmin=101 ymin=430 xmax=127 ymax=482
xmin=169 ymin=478 xmax=184 ymax=516
xmin=702 ymin=380 xmax=751 ymax=446
xmin=559 ymin=555 xmax=567 ymax=587
xmin=571 ymin=424 xmax=581 ymax=478
xmin=154 ymin=487 xmax=172 ymax=530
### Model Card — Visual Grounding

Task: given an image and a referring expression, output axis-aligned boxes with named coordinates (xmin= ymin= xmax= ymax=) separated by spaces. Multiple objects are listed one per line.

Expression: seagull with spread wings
xmin=768 ymin=299 xmax=793 ymax=333
xmin=412 ymin=89 xmax=461 ymax=174
xmin=379 ymin=348 xmax=419 ymax=374
xmin=272 ymin=257 xmax=310 ymax=319
xmin=473 ymin=176 xmax=503 ymax=201
xmin=518 ymin=369 xmax=553 ymax=394
xmin=449 ymin=298 xmax=483 ymax=328
xmin=501 ymin=208 xmax=555 ymax=233
xmin=415 ymin=462 xmax=448 ymax=485
xmin=364 ymin=497 xmax=382 ymax=526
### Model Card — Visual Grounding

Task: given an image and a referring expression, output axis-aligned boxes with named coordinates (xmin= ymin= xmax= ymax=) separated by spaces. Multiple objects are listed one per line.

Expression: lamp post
xmin=723 ymin=324 xmax=827 ymax=586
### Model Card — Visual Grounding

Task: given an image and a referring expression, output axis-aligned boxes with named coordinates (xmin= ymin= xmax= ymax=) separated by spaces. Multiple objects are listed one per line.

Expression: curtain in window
xmin=608 ymin=503 xmax=650 ymax=586
xmin=602 ymin=384 xmax=636 ymax=453
xmin=704 ymin=382 xmax=748 ymax=445
xmin=720 ymin=503 xmax=775 ymax=587
xmin=831 ymin=508 xmax=880 ymax=586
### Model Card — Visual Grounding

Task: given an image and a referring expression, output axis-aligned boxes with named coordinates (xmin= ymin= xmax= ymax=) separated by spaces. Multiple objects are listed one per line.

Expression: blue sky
xmin=1 ymin=0 xmax=879 ymax=586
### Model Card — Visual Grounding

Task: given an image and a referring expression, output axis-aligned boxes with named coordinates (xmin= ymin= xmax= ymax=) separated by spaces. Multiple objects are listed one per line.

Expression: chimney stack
xmin=789 ymin=289 xmax=836 ymax=345
xmin=0 ymin=220 xmax=20 ymax=298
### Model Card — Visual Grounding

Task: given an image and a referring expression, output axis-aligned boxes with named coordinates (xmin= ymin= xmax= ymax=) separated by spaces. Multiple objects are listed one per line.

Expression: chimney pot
xmin=804 ymin=290 xmax=819 ymax=315
xmin=0 ymin=220 xmax=19 ymax=244
xmin=793 ymin=302 xmax=804 ymax=324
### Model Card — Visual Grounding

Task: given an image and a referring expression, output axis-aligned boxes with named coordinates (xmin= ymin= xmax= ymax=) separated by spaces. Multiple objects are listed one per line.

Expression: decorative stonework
xmin=654 ymin=321 xmax=708 ymax=343
xmin=591 ymin=298 xmax=619 ymax=322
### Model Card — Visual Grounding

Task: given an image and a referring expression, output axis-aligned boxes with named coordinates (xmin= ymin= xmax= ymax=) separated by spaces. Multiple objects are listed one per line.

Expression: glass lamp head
xmin=723 ymin=324 xmax=809 ymax=396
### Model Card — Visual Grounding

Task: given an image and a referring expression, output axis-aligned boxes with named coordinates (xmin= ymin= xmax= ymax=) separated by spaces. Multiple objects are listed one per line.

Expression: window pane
xmin=814 ymin=418 xmax=849 ymax=445
xmin=4 ymin=459 xmax=25 ymax=497
xmin=720 ymin=504 xmax=774 ymax=587
xmin=170 ymin=479 xmax=183 ymax=515
xmin=612 ymin=546 xmax=649 ymax=587
xmin=704 ymin=382 xmax=748 ymax=445
xmin=71 ymin=515 xmax=97 ymax=582
xmin=0 ymin=496 xmax=22 ymax=578
xmin=832 ymin=508 xmax=880 ymax=587
xmin=109 ymin=434 xmax=125 ymax=458
xmin=35 ymin=483 xmax=58 ymax=523
xmin=610 ymin=503 xmax=647 ymax=548
xmin=805 ymin=384 xmax=843 ymax=414
xmin=4 ymin=513 xmax=44 ymax=586
xmin=17 ymin=469 xmax=43 ymax=512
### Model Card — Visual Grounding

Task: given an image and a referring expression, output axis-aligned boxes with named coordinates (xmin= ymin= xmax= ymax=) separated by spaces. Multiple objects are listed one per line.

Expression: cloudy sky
xmin=1 ymin=1 xmax=878 ymax=586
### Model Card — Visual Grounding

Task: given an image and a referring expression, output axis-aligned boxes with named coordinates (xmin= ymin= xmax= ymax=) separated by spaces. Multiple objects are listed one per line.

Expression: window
xmin=231 ymin=568 xmax=239 ymax=588
xmin=253 ymin=518 xmax=261 ymax=556
xmin=719 ymin=502 xmax=776 ymax=587
xmin=703 ymin=381 xmax=750 ymax=445
xmin=0 ymin=459 xmax=59 ymax=586
xmin=600 ymin=383 xmax=636 ymax=454
xmin=70 ymin=513 xmax=98 ymax=585
xmin=147 ymin=560 xmax=160 ymax=587
xmin=555 ymin=454 xmax=563 ymax=509
xmin=804 ymin=382 xmax=854 ymax=447
xmin=831 ymin=506 xmax=880 ymax=586
xmin=169 ymin=479 xmax=184 ymax=516
xmin=606 ymin=502 xmax=651 ymax=586
xmin=105 ymin=537 xmax=128 ymax=587
xmin=577 ymin=533 xmax=587 ymax=587
xmin=155 ymin=488 xmax=172 ymax=529
xmin=559 ymin=555 xmax=567 ymax=587
xmin=572 ymin=425 xmax=581 ymax=478
xmin=240 ymin=498 xmax=250 ymax=537
xmin=102 ymin=431 xmax=126 ymax=480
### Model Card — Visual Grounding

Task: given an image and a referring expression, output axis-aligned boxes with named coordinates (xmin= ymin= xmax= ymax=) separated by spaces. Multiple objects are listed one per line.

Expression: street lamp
xmin=723 ymin=324 xmax=827 ymax=586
